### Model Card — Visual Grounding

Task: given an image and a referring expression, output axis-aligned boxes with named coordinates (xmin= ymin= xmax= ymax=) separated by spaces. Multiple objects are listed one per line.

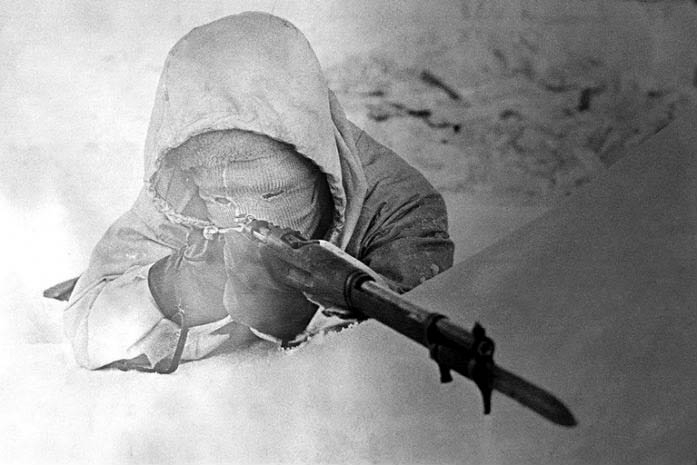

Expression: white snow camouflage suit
xmin=64 ymin=12 xmax=454 ymax=370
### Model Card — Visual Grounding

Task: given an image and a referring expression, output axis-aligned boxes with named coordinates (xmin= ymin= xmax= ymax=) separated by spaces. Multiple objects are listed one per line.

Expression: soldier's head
xmin=171 ymin=129 xmax=333 ymax=238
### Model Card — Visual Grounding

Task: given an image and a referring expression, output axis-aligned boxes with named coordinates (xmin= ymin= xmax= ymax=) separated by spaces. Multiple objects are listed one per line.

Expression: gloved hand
xmin=148 ymin=229 xmax=229 ymax=327
xmin=222 ymin=230 xmax=318 ymax=342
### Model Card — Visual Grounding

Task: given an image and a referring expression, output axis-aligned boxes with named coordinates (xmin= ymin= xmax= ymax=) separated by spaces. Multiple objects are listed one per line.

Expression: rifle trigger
xmin=430 ymin=344 xmax=454 ymax=383
xmin=423 ymin=313 xmax=453 ymax=383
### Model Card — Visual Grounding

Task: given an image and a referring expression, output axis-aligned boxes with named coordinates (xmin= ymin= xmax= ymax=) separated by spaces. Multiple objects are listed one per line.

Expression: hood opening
xmin=142 ymin=12 xmax=367 ymax=248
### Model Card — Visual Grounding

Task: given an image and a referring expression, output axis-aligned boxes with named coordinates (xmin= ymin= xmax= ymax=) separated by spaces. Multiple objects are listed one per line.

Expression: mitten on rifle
xmin=222 ymin=230 xmax=318 ymax=342
xmin=148 ymin=229 xmax=229 ymax=327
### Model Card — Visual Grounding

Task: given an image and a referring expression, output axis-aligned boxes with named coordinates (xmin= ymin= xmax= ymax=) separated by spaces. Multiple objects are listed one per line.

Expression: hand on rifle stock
xmin=222 ymin=231 xmax=318 ymax=341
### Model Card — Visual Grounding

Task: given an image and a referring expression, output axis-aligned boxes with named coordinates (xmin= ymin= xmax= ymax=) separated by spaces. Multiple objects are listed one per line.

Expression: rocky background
xmin=326 ymin=0 xmax=697 ymax=204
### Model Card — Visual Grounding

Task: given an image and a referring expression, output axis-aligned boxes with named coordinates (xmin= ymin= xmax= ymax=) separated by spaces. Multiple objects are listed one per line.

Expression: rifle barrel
xmin=352 ymin=280 xmax=475 ymax=351
xmin=350 ymin=279 xmax=577 ymax=427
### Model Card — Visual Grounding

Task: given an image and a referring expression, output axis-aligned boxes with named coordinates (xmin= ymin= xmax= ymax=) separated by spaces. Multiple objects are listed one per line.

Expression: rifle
xmin=219 ymin=216 xmax=577 ymax=427
xmin=44 ymin=216 xmax=577 ymax=427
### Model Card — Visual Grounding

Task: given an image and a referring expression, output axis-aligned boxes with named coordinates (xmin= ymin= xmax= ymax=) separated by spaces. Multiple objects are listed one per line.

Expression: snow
xmin=405 ymin=106 xmax=697 ymax=464
xmin=2 ymin=1 xmax=697 ymax=463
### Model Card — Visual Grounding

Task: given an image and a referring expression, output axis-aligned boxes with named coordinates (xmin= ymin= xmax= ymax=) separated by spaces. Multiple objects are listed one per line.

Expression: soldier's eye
xmin=214 ymin=196 xmax=232 ymax=205
xmin=261 ymin=189 xmax=284 ymax=200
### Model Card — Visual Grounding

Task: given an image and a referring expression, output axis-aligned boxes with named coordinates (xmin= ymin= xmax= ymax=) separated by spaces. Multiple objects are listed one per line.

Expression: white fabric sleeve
xmin=65 ymin=264 xmax=232 ymax=369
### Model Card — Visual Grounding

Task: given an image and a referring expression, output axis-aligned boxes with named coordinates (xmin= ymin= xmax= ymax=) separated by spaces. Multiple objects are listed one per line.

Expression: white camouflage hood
xmin=143 ymin=12 xmax=367 ymax=247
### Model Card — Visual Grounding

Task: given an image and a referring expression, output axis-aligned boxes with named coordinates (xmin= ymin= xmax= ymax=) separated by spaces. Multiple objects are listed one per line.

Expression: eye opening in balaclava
xmin=169 ymin=129 xmax=334 ymax=239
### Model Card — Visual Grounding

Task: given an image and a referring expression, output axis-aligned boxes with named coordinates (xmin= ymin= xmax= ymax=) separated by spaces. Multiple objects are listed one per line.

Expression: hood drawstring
xmin=202 ymin=214 xmax=254 ymax=240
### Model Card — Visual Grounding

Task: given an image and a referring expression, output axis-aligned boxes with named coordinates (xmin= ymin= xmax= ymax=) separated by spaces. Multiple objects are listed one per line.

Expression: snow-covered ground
xmin=2 ymin=1 xmax=697 ymax=463
xmin=405 ymin=109 xmax=697 ymax=464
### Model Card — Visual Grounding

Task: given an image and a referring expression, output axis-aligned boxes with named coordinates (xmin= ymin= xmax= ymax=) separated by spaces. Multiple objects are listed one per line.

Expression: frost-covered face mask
xmin=172 ymin=130 xmax=332 ymax=238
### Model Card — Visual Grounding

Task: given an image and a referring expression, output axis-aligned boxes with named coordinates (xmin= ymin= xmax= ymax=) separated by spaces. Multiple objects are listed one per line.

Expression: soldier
xmin=64 ymin=12 xmax=453 ymax=371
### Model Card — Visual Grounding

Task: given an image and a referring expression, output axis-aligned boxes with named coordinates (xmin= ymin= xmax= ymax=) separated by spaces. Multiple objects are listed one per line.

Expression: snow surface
xmin=2 ymin=1 xmax=697 ymax=463
xmin=406 ymin=106 xmax=697 ymax=465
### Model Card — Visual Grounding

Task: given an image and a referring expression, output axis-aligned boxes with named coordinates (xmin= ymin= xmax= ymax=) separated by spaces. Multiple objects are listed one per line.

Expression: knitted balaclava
xmin=171 ymin=129 xmax=332 ymax=238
